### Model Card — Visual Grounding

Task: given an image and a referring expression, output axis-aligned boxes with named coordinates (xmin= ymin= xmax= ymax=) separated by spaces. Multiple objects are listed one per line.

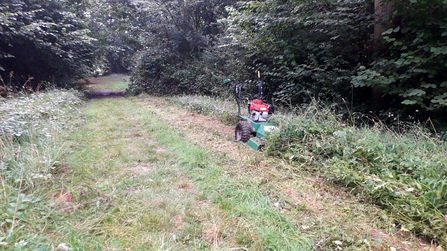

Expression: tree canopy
xmin=1 ymin=0 xmax=446 ymax=117
xmin=0 ymin=0 xmax=95 ymax=89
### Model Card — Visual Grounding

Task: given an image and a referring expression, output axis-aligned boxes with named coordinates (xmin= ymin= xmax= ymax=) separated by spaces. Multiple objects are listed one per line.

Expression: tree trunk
xmin=372 ymin=0 xmax=393 ymax=109
xmin=374 ymin=0 xmax=393 ymax=38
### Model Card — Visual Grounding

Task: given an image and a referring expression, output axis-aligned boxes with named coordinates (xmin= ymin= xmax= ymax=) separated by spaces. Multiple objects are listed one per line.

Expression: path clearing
xmin=57 ymin=75 xmax=437 ymax=250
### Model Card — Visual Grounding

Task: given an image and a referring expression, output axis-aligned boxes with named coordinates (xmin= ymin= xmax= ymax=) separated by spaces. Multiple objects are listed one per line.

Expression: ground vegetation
xmin=1 ymin=76 xmax=443 ymax=249
xmin=1 ymin=0 xmax=447 ymax=248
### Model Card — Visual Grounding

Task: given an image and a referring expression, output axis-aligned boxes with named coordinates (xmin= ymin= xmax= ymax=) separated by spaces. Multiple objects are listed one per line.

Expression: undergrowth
xmin=0 ymin=90 xmax=85 ymax=250
xmin=268 ymin=102 xmax=447 ymax=247
xmin=171 ymin=95 xmax=447 ymax=248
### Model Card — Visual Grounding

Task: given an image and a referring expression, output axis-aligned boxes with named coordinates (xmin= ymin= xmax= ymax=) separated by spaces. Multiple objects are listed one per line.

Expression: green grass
xmin=47 ymin=96 xmax=311 ymax=250
xmin=87 ymin=74 xmax=130 ymax=91
xmin=267 ymin=104 xmax=447 ymax=246
xmin=2 ymin=77 xmax=441 ymax=250
xmin=0 ymin=90 xmax=85 ymax=250
xmin=170 ymin=95 xmax=447 ymax=248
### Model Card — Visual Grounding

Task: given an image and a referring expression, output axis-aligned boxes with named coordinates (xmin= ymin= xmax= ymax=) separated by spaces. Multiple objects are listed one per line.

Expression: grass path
xmin=55 ymin=75 xmax=435 ymax=250
xmin=62 ymin=95 xmax=311 ymax=250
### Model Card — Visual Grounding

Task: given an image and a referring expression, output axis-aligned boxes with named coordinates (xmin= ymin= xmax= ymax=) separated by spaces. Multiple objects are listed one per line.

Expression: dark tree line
xmin=1 ymin=0 xmax=446 ymax=120
xmin=0 ymin=0 xmax=94 ymax=91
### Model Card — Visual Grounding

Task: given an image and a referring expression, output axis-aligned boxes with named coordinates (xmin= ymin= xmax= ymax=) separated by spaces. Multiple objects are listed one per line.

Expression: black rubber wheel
xmin=235 ymin=121 xmax=251 ymax=143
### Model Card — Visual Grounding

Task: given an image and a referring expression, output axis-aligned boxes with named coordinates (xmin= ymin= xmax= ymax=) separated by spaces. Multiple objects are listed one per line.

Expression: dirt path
xmin=74 ymin=75 xmax=437 ymax=250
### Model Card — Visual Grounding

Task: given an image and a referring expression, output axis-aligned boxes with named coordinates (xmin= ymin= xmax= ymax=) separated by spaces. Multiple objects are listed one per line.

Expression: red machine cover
xmin=250 ymin=99 xmax=269 ymax=112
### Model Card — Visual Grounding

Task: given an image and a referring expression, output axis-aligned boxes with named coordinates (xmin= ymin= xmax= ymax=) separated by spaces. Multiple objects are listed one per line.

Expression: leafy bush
xmin=352 ymin=0 xmax=447 ymax=111
xmin=265 ymin=101 xmax=447 ymax=246
xmin=0 ymin=0 xmax=95 ymax=88
xmin=127 ymin=0 xmax=237 ymax=97
xmin=0 ymin=90 xmax=85 ymax=249
xmin=223 ymin=0 xmax=374 ymax=105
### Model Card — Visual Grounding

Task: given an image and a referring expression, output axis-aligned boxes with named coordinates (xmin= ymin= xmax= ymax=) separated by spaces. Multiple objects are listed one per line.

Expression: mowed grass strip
xmin=58 ymin=96 xmax=311 ymax=250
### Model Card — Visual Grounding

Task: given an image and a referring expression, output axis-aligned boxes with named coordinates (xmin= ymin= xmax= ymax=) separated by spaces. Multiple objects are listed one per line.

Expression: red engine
xmin=250 ymin=99 xmax=270 ymax=113
xmin=249 ymin=99 xmax=271 ymax=122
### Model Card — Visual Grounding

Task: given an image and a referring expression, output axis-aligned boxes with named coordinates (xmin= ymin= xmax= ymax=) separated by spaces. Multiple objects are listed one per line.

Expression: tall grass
xmin=171 ymin=95 xmax=447 ymax=247
xmin=267 ymin=101 xmax=447 ymax=246
xmin=166 ymin=95 xmax=240 ymax=125
xmin=0 ymin=90 xmax=85 ymax=250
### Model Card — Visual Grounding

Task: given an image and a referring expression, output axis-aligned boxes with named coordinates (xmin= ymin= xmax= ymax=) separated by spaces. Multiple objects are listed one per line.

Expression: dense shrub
xmin=352 ymin=0 xmax=447 ymax=112
xmin=129 ymin=0 xmax=447 ymax=119
xmin=127 ymin=0 xmax=237 ymax=96
xmin=0 ymin=0 xmax=95 ymax=88
xmin=222 ymin=0 xmax=374 ymax=105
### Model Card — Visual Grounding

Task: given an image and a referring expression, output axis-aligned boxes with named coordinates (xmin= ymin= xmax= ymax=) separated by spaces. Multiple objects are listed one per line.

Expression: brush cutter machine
xmin=223 ymin=72 xmax=277 ymax=150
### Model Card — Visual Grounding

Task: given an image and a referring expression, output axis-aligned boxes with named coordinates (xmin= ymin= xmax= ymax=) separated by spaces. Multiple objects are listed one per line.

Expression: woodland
xmin=1 ymin=0 xmax=447 ymax=249
xmin=1 ymin=0 xmax=446 ymax=123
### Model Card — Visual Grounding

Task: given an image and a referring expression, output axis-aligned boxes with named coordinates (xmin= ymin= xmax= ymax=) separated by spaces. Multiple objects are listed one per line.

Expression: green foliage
xmin=1 ymin=0 xmax=444 ymax=115
xmin=0 ymin=0 xmax=95 ymax=88
xmin=128 ymin=0 xmax=236 ymax=96
xmin=125 ymin=0 xmax=447 ymax=118
xmin=223 ymin=0 xmax=374 ymax=105
xmin=265 ymin=102 xmax=447 ymax=246
xmin=352 ymin=0 xmax=447 ymax=111
xmin=85 ymin=0 xmax=148 ymax=74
